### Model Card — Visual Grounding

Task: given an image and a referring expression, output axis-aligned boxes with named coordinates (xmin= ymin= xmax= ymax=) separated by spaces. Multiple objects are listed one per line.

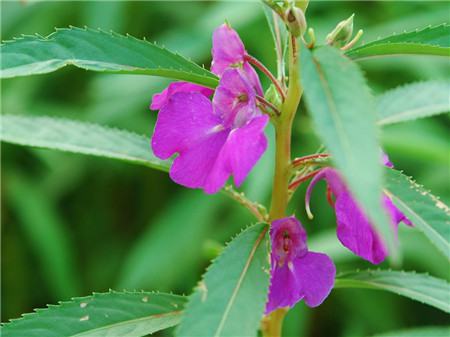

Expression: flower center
xmin=237 ymin=93 xmax=248 ymax=103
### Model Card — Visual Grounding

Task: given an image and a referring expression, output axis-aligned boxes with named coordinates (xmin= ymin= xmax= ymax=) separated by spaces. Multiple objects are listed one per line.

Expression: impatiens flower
xmin=150 ymin=82 xmax=213 ymax=110
xmin=211 ymin=23 xmax=263 ymax=96
xmin=151 ymin=68 xmax=268 ymax=194
xmin=266 ymin=216 xmax=336 ymax=314
xmin=305 ymin=162 xmax=412 ymax=264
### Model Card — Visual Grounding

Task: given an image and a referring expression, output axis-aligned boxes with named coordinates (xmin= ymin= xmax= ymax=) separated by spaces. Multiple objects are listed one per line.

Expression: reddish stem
xmin=245 ymin=54 xmax=286 ymax=101
xmin=292 ymin=153 xmax=330 ymax=167
xmin=326 ymin=185 xmax=335 ymax=207
xmin=288 ymin=169 xmax=321 ymax=191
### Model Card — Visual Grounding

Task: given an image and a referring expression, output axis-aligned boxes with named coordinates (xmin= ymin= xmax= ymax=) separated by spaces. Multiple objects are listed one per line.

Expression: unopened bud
xmin=265 ymin=84 xmax=282 ymax=108
xmin=295 ymin=0 xmax=309 ymax=12
xmin=285 ymin=7 xmax=307 ymax=37
xmin=326 ymin=14 xmax=354 ymax=47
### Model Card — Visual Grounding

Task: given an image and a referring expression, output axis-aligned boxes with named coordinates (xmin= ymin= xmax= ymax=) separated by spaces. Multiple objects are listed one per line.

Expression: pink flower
xmin=150 ymin=24 xmax=268 ymax=193
xmin=211 ymin=23 xmax=263 ymax=96
xmin=266 ymin=216 xmax=336 ymax=314
xmin=151 ymin=69 xmax=268 ymax=194
xmin=305 ymin=157 xmax=412 ymax=264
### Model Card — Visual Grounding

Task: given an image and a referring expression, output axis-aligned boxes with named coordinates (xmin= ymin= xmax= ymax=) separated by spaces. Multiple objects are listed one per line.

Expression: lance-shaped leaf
xmin=346 ymin=24 xmax=450 ymax=60
xmin=335 ymin=270 xmax=450 ymax=313
xmin=1 ymin=291 xmax=186 ymax=337
xmin=301 ymin=46 xmax=395 ymax=259
xmin=0 ymin=115 xmax=170 ymax=171
xmin=0 ymin=26 xmax=218 ymax=87
xmin=384 ymin=168 xmax=450 ymax=260
xmin=177 ymin=223 xmax=270 ymax=337
xmin=377 ymin=81 xmax=450 ymax=125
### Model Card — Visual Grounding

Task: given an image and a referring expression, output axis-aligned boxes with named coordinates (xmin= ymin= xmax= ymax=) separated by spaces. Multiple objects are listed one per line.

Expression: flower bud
xmin=265 ymin=84 xmax=282 ymax=108
xmin=285 ymin=6 xmax=307 ymax=37
xmin=326 ymin=14 xmax=354 ymax=47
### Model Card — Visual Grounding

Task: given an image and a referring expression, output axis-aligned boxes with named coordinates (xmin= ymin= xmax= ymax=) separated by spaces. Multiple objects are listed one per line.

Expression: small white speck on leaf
xmin=142 ymin=296 xmax=149 ymax=303
xmin=80 ymin=302 xmax=88 ymax=308
xmin=172 ymin=302 xmax=178 ymax=308
xmin=199 ymin=281 xmax=208 ymax=302
xmin=80 ymin=315 xmax=89 ymax=322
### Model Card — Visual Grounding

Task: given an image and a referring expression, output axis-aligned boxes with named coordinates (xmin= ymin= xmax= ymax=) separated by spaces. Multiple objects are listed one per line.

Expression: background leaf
xmin=177 ymin=223 xmax=270 ymax=337
xmin=335 ymin=270 xmax=450 ymax=313
xmin=1 ymin=291 xmax=186 ymax=337
xmin=371 ymin=326 xmax=450 ymax=337
xmin=117 ymin=191 xmax=224 ymax=290
xmin=0 ymin=115 xmax=170 ymax=171
xmin=0 ymin=26 xmax=218 ymax=87
xmin=384 ymin=168 xmax=450 ymax=260
xmin=377 ymin=81 xmax=450 ymax=125
xmin=301 ymin=46 xmax=394 ymax=258
xmin=346 ymin=24 xmax=450 ymax=60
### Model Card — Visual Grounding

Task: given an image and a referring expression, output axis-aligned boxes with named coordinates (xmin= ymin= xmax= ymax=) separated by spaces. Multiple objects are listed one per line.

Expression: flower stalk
xmin=263 ymin=33 xmax=303 ymax=337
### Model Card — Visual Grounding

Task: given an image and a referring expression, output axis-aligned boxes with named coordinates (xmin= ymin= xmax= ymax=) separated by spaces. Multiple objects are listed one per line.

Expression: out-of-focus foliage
xmin=1 ymin=1 xmax=449 ymax=336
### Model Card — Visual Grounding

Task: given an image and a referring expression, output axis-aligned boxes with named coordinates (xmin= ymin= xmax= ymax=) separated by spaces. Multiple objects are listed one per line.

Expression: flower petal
xmin=335 ymin=190 xmax=388 ymax=264
xmin=213 ymin=68 xmax=259 ymax=128
xmin=211 ymin=23 xmax=246 ymax=76
xmin=242 ymin=61 xmax=264 ymax=96
xmin=383 ymin=195 xmax=413 ymax=227
xmin=266 ymin=263 xmax=302 ymax=314
xmin=151 ymin=92 xmax=222 ymax=160
xmin=150 ymin=82 xmax=213 ymax=110
xmin=204 ymin=115 xmax=269 ymax=193
xmin=292 ymin=251 xmax=336 ymax=307
xmin=169 ymin=129 xmax=229 ymax=190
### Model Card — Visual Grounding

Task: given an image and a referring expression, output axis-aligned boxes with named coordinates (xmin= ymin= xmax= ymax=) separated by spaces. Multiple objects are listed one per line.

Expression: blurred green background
xmin=1 ymin=1 xmax=449 ymax=336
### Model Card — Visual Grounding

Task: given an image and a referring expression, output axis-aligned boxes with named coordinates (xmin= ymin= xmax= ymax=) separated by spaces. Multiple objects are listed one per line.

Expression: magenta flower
xmin=150 ymin=24 xmax=268 ymax=193
xmin=211 ymin=23 xmax=263 ymax=96
xmin=150 ymin=82 xmax=213 ymax=110
xmin=305 ymin=164 xmax=412 ymax=264
xmin=151 ymin=68 xmax=268 ymax=194
xmin=266 ymin=216 xmax=336 ymax=314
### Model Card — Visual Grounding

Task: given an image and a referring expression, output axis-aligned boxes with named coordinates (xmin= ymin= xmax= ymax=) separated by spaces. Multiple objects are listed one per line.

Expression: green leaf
xmin=377 ymin=81 xmax=450 ymax=125
xmin=1 ymin=291 xmax=186 ymax=337
xmin=371 ymin=326 xmax=450 ymax=337
xmin=1 ymin=26 xmax=218 ymax=87
xmin=384 ymin=168 xmax=450 ymax=260
xmin=335 ymin=270 xmax=450 ymax=313
xmin=0 ymin=115 xmax=170 ymax=171
xmin=301 ymin=46 xmax=394 ymax=258
xmin=346 ymin=24 xmax=450 ymax=60
xmin=177 ymin=223 xmax=270 ymax=337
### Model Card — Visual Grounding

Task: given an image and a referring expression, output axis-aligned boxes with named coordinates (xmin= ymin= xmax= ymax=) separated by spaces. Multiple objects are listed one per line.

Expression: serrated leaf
xmin=377 ymin=81 xmax=450 ymax=125
xmin=346 ymin=24 xmax=450 ymax=60
xmin=335 ymin=270 xmax=450 ymax=313
xmin=0 ymin=115 xmax=170 ymax=171
xmin=177 ymin=223 xmax=270 ymax=337
xmin=384 ymin=168 xmax=450 ymax=260
xmin=1 ymin=291 xmax=186 ymax=337
xmin=301 ymin=46 xmax=395 ymax=259
xmin=0 ymin=26 xmax=218 ymax=87
xmin=371 ymin=326 xmax=450 ymax=337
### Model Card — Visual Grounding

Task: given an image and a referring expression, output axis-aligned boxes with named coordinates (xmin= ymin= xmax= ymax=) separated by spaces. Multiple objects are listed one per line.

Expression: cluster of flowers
xmin=150 ymin=24 xmax=412 ymax=315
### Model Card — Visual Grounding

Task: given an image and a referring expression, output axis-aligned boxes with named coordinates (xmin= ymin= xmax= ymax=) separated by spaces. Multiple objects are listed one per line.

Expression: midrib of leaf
xmin=71 ymin=310 xmax=182 ymax=337
xmin=378 ymin=103 xmax=449 ymax=125
xmin=214 ymin=226 xmax=268 ymax=337
xmin=310 ymin=58 xmax=354 ymax=166
xmin=335 ymin=279 xmax=447 ymax=311
xmin=384 ymin=188 xmax=449 ymax=256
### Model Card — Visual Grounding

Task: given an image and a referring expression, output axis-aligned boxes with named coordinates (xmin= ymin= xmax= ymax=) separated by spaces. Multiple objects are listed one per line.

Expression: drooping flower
xmin=305 ymin=159 xmax=412 ymax=264
xmin=211 ymin=23 xmax=263 ymax=96
xmin=266 ymin=216 xmax=336 ymax=314
xmin=151 ymin=68 xmax=268 ymax=194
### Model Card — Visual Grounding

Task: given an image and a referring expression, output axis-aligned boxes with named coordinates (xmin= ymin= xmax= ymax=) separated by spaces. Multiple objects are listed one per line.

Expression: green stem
xmin=263 ymin=35 xmax=303 ymax=337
